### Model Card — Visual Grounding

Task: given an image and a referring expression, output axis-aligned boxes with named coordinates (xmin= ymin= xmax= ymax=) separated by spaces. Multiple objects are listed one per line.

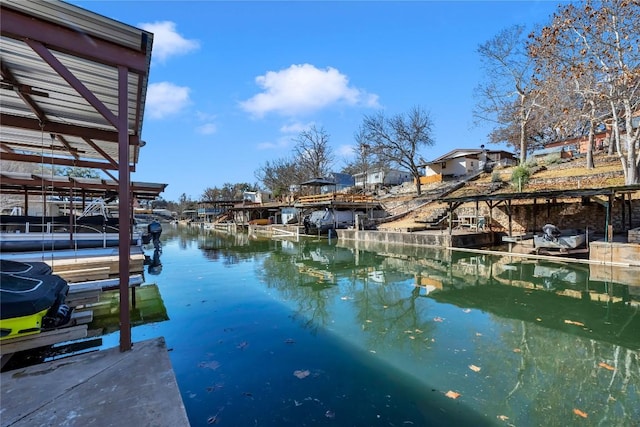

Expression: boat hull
xmin=534 ymin=233 xmax=586 ymax=250
xmin=0 ymin=273 xmax=71 ymax=340
xmin=0 ymin=232 xmax=141 ymax=252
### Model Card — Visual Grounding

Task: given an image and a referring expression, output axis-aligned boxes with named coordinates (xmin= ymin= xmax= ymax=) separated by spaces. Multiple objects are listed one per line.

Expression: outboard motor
xmin=147 ymin=220 xmax=162 ymax=250
xmin=303 ymin=215 xmax=310 ymax=234
xmin=542 ymin=223 xmax=561 ymax=241
xmin=148 ymin=248 xmax=162 ymax=275
xmin=42 ymin=303 xmax=72 ymax=329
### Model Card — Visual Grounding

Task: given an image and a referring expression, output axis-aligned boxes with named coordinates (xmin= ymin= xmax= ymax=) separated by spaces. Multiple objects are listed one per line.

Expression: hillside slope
xmin=377 ymin=153 xmax=628 ymax=230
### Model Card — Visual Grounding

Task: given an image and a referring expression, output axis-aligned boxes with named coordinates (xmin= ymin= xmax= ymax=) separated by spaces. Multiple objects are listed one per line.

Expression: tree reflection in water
xmin=251 ymin=237 xmax=640 ymax=425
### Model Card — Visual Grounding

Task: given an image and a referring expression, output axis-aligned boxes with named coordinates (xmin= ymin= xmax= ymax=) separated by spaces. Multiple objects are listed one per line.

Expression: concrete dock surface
xmin=1 ymin=337 xmax=190 ymax=427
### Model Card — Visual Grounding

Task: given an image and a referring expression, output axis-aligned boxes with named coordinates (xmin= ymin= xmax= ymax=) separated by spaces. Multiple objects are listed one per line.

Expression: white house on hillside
xmin=353 ymin=168 xmax=413 ymax=189
xmin=420 ymin=148 xmax=516 ymax=182
xmin=243 ymin=190 xmax=273 ymax=204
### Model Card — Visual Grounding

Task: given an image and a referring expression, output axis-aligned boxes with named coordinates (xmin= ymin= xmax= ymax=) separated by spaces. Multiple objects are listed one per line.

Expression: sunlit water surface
xmin=96 ymin=226 xmax=639 ymax=427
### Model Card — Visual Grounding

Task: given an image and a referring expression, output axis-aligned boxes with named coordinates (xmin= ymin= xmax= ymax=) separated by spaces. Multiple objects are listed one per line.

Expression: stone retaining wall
xmin=337 ymin=229 xmax=495 ymax=249
xmin=589 ymin=240 xmax=640 ymax=267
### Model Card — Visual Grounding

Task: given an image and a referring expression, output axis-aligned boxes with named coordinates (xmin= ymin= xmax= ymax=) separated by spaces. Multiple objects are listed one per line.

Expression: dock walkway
xmin=1 ymin=337 xmax=190 ymax=427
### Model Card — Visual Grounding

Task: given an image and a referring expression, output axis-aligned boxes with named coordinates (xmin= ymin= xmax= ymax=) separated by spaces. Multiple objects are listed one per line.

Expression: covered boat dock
xmin=1 ymin=0 xmax=160 ymax=351
xmin=1 ymin=1 xmax=188 ymax=425
xmin=439 ymin=185 xmax=640 ymax=242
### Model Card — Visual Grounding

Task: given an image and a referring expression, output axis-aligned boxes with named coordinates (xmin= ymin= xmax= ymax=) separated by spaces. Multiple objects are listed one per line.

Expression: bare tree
xmin=255 ymin=157 xmax=301 ymax=198
xmin=530 ymin=4 xmax=621 ymax=170
xmin=292 ymin=125 xmax=335 ymax=180
xmin=531 ymin=0 xmax=640 ymax=184
xmin=341 ymin=129 xmax=379 ymax=190
xmin=475 ymin=25 xmax=542 ymax=164
xmin=530 ymin=49 xmax=606 ymax=169
xmin=358 ymin=106 xmax=434 ymax=196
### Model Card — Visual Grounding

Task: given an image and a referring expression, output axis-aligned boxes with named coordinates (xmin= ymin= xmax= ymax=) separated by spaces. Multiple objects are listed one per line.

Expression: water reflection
xmin=144 ymin=248 xmax=163 ymax=275
xmin=250 ymin=236 xmax=639 ymax=425
xmin=153 ymin=229 xmax=640 ymax=426
xmin=338 ymin=241 xmax=640 ymax=349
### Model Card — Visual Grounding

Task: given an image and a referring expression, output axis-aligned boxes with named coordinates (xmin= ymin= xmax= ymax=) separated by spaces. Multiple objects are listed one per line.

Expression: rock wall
xmin=338 ymin=229 xmax=496 ymax=249
xmin=453 ymin=196 xmax=638 ymax=235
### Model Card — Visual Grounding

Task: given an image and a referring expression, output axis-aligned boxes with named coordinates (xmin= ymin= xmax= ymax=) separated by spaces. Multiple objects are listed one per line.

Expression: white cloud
xmin=197 ymin=123 xmax=217 ymax=135
xmin=279 ymin=121 xmax=314 ymax=135
xmin=146 ymin=82 xmax=191 ymax=119
xmin=240 ymin=64 xmax=380 ymax=117
xmin=139 ymin=21 xmax=199 ymax=63
xmin=195 ymin=111 xmax=217 ymax=121
xmin=257 ymin=136 xmax=292 ymax=150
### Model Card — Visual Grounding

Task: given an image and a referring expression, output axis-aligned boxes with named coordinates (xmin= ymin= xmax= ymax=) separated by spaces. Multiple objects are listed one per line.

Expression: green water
xmin=99 ymin=226 xmax=640 ymax=426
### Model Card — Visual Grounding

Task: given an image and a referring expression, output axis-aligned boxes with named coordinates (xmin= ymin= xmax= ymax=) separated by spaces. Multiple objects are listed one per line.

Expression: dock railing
xmin=296 ymin=193 xmax=375 ymax=204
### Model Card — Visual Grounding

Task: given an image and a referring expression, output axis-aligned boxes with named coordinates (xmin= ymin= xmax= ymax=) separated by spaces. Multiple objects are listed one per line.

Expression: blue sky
xmin=74 ymin=1 xmax=562 ymax=202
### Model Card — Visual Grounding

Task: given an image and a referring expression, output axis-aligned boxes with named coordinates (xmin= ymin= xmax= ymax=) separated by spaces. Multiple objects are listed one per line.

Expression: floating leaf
xmin=325 ymin=410 xmax=335 ymax=419
xmin=206 ymin=383 xmax=224 ymax=392
xmin=513 ymin=348 xmax=522 ymax=353
xmin=199 ymin=361 xmax=221 ymax=370
xmin=236 ymin=341 xmax=248 ymax=350
xmin=564 ymin=319 xmax=585 ymax=326
xmin=573 ymin=408 xmax=588 ymax=418
xmin=469 ymin=364 xmax=481 ymax=372
xmin=293 ymin=369 xmax=310 ymax=379
xmin=598 ymin=362 xmax=615 ymax=371
xmin=445 ymin=390 xmax=460 ymax=399
xmin=497 ymin=415 xmax=509 ymax=421
xmin=433 ymin=317 xmax=444 ymax=322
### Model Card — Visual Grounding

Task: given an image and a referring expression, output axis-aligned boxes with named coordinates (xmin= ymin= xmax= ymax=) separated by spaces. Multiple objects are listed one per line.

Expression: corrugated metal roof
xmin=0 ymin=171 xmax=167 ymax=200
xmin=1 ymin=0 xmax=153 ymax=169
xmin=2 ymin=0 xmax=148 ymax=55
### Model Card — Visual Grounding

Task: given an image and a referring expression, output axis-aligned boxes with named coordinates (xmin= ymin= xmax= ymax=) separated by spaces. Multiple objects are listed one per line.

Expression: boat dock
xmin=1 ymin=246 xmax=150 ymax=366
xmin=1 ymin=337 xmax=190 ymax=427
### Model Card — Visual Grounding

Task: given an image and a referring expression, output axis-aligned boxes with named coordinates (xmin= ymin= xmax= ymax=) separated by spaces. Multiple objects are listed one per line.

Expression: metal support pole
xmin=507 ymin=200 xmax=513 ymax=237
xmin=117 ymin=65 xmax=132 ymax=352
xmin=474 ymin=199 xmax=479 ymax=231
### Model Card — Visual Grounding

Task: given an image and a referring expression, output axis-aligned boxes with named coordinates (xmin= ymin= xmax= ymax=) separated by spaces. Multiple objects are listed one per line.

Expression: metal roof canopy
xmin=1 ymin=0 xmax=155 ymax=352
xmin=440 ymin=185 xmax=640 ymax=204
xmin=0 ymin=172 xmax=167 ymax=200
xmin=1 ymin=0 xmax=151 ymax=170
xmin=440 ymin=184 xmax=640 ymax=241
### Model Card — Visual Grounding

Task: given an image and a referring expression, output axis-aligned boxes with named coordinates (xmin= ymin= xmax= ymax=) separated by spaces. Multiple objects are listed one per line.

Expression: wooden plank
xmin=56 ymin=266 xmax=111 ymax=283
xmin=68 ymin=274 xmax=144 ymax=292
xmin=65 ymin=289 xmax=101 ymax=307
xmin=70 ymin=310 xmax=93 ymax=325
xmin=48 ymin=253 xmax=145 ymax=276
xmin=0 ymin=325 xmax=88 ymax=356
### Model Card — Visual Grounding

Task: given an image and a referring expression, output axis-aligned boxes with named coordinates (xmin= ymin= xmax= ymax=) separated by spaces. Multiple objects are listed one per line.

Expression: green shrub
xmin=511 ymin=166 xmax=530 ymax=191
xmin=491 ymin=171 xmax=502 ymax=183
xmin=524 ymin=158 xmax=538 ymax=168
xmin=543 ymin=153 xmax=561 ymax=165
